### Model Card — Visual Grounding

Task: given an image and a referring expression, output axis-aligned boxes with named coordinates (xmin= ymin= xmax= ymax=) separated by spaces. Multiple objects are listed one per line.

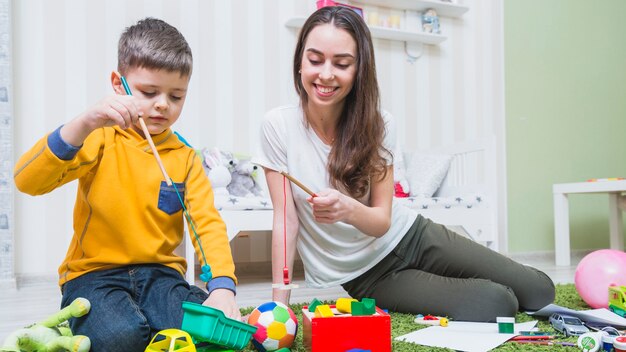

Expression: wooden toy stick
xmin=137 ymin=117 xmax=172 ymax=186
xmin=120 ymin=76 xmax=172 ymax=186
xmin=279 ymin=171 xmax=317 ymax=197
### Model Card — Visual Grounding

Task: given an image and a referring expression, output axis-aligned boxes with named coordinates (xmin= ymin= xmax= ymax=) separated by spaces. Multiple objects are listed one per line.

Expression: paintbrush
xmin=120 ymin=76 xmax=172 ymax=186
xmin=279 ymin=171 xmax=317 ymax=197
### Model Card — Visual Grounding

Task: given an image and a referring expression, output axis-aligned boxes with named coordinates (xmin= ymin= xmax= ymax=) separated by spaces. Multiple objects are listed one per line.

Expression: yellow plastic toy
xmin=145 ymin=329 xmax=196 ymax=352
xmin=336 ymin=298 xmax=358 ymax=314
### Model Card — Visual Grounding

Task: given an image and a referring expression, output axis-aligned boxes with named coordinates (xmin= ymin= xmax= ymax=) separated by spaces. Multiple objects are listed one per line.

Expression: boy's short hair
xmin=118 ymin=17 xmax=192 ymax=77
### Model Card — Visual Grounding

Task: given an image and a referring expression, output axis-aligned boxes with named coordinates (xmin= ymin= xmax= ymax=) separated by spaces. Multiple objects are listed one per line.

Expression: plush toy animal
xmin=1 ymin=297 xmax=91 ymax=352
xmin=202 ymin=147 xmax=232 ymax=196
xmin=227 ymin=159 xmax=264 ymax=198
xmin=393 ymin=148 xmax=410 ymax=197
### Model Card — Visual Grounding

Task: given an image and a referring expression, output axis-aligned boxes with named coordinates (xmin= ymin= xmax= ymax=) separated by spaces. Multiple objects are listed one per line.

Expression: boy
xmin=13 ymin=18 xmax=239 ymax=351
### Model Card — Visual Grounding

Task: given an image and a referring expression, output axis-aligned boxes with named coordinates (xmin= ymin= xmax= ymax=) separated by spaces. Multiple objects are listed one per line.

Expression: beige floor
xmin=0 ymin=252 xmax=582 ymax=344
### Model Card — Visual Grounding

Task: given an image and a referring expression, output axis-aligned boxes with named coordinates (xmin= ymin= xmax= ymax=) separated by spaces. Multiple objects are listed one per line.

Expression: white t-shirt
xmin=252 ymin=105 xmax=417 ymax=288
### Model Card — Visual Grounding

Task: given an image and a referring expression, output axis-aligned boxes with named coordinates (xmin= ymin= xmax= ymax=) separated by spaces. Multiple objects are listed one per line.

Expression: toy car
xmin=548 ymin=313 xmax=589 ymax=337
xmin=609 ymin=285 xmax=626 ymax=317
xmin=145 ymin=329 xmax=196 ymax=352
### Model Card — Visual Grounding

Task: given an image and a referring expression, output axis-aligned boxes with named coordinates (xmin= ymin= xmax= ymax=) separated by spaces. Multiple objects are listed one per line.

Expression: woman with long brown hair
xmin=253 ymin=6 xmax=554 ymax=322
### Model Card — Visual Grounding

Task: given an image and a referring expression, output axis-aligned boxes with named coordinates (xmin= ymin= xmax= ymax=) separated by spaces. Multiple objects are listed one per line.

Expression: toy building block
xmin=302 ymin=304 xmax=391 ymax=352
xmin=314 ymin=304 xmax=334 ymax=318
xmin=308 ymin=298 xmax=323 ymax=312
xmin=336 ymin=298 xmax=358 ymax=314
xmin=351 ymin=298 xmax=376 ymax=316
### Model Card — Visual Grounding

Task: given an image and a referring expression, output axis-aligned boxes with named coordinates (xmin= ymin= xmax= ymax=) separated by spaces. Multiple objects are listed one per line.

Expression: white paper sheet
xmin=395 ymin=320 xmax=538 ymax=352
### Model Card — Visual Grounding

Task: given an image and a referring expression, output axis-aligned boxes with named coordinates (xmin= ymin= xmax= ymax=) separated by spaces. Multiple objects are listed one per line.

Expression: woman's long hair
xmin=293 ymin=6 xmax=390 ymax=199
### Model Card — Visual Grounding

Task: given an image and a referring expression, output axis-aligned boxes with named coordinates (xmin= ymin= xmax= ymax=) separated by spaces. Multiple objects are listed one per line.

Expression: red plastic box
xmin=302 ymin=305 xmax=391 ymax=352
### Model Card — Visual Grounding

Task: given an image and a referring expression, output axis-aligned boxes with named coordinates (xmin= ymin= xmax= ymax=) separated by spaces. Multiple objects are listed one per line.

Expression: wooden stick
xmin=138 ymin=117 xmax=172 ymax=186
xmin=120 ymin=75 xmax=172 ymax=186
xmin=280 ymin=171 xmax=316 ymax=197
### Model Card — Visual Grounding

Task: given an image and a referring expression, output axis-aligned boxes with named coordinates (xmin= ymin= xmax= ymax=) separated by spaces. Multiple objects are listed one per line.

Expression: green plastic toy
xmin=0 ymin=297 xmax=91 ymax=352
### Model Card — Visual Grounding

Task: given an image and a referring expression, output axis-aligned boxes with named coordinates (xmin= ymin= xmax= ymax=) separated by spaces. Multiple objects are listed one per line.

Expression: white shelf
xmin=352 ymin=0 xmax=469 ymax=18
xmin=285 ymin=17 xmax=446 ymax=45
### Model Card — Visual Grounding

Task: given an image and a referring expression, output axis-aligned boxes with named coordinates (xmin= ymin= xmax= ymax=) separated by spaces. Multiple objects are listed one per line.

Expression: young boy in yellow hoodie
xmin=13 ymin=18 xmax=239 ymax=351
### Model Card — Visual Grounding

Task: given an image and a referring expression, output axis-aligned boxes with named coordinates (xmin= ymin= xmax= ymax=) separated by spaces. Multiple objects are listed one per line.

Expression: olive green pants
xmin=342 ymin=215 xmax=555 ymax=322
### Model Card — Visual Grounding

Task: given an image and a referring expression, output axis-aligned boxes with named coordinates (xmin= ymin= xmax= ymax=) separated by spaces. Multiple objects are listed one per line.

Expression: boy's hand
xmin=61 ymin=95 xmax=142 ymax=147
xmin=81 ymin=95 xmax=142 ymax=131
xmin=203 ymin=288 xmax=241 ymax=321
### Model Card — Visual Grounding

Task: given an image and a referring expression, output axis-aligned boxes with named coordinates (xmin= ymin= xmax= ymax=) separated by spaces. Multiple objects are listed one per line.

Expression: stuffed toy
xmin=421 ymin=8 xmax=440 ymax=34
xmin=394 ymin=147 xmax=410 ymax=198
xmin=227 ymin=159 xmax=264 ymax=198
xmin=201 ymin=147 xmax=232 ymax=196
xmin=1 ymin=297 xmax=91 ymax=352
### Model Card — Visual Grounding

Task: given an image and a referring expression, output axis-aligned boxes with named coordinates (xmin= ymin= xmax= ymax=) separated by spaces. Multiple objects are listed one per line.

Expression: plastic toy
xmin=145 ymin=329 xmax=196 ymax=352
xmin=336 ymin=298 xmax=358 ymax=314
xmin=0 ymin=297 xmax=91 ymax=352
xmin=351 ymin=298 xmax=376 ymax=316
xmin=575 ymin=249 xmax=626 ymax=308
xmin=302 ymin=300 xmax=391 ymax=352
xmin=316 ymin=0 xmax=363 ymax=17
xmin=308 ymin=298 xmax=323 ymax=313
xmin=548 ymin=313 xmax=589 ymax=337
xmin=314 ymin=305 xmax=334 ymax=318
xmin=247 ymin=301 xmax=298 ymax=352
xmin=609 ymin=285 xmax=626 ymax=317
xmin=181 ymin=302 xmax=257 ymax=350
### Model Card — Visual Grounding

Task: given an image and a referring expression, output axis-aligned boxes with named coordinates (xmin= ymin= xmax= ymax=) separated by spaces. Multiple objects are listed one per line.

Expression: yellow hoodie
xmin=14 ymin=126 xmax=236 ymax=289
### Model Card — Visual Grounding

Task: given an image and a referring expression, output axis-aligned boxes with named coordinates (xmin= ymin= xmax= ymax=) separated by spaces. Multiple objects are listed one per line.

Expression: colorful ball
xmin=247 ymin=301 xmax=298 ymax=352
xmin=575 ymin=249 xmax=626 ymax=308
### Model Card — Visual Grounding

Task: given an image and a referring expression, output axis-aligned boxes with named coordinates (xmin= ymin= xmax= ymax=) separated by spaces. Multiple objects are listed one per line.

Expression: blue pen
xmin=119 ymin=76 xmax=172 ymax=185
xmin=120 ymin=75 xmax=133 ymax=95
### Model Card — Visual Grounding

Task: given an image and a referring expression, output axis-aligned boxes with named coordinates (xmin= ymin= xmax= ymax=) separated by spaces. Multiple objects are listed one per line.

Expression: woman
xmin=253 ymin=6 xmax=554 ymax=321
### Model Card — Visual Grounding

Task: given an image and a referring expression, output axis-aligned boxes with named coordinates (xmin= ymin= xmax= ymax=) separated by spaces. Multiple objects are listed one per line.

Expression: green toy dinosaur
xmin=1 ymin=297 xmax=91 ymax=352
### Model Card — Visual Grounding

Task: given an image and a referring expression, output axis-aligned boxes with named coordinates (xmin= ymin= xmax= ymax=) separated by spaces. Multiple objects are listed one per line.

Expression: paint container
xmin=602 ymin=333 xmax=616 ymax=352
xmin=578 ymin=332 xmax=601 ymax=352
xmin=614 ymin=336 xmax=626 ymax=352
xmin=496 ymin=317 xmax=514 ymax=334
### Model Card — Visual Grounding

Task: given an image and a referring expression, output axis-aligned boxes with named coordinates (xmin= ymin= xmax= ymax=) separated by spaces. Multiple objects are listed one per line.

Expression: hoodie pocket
xmin=158 ymin=181 xmax=186 ymax=215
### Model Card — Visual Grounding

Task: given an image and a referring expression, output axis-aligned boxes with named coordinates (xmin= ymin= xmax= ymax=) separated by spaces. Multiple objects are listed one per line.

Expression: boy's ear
xmin=110 ymin=71 xmax=124 ymax=94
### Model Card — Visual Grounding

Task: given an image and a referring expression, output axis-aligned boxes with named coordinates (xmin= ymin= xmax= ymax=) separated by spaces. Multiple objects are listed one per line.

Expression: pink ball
xmin=575 ymin=249 xmax=626 ymax=308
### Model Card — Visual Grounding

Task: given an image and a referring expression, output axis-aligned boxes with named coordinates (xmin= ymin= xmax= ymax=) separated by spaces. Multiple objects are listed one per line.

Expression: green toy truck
xmin=609 ymin=285 xmax=626 ymax=317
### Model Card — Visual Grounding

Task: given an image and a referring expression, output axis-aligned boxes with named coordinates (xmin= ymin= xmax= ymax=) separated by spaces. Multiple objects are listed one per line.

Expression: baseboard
xmin=15 ymin=273 xmax=58 ymax=286
xmin=508 ymin=249 xmax=593 ymax=264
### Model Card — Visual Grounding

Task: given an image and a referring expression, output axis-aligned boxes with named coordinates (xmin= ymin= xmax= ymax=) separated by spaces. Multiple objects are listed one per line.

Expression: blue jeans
xmin=61 ymin=264 xmax=208 ymax=352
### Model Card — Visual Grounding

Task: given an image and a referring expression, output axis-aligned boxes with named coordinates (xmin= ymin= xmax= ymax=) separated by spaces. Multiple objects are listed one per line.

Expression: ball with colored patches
xmin=247 ymin=301 xmax=298 ymax=351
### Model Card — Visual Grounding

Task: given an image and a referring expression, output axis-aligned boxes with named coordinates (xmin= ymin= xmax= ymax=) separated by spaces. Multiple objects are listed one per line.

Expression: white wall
xmin=11 ymin=0 xmax=505 ymax=277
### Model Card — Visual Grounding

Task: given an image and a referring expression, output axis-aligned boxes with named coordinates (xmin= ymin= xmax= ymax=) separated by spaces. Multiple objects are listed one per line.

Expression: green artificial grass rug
xmin=237 ymin=284 xmax=589 ymax=351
